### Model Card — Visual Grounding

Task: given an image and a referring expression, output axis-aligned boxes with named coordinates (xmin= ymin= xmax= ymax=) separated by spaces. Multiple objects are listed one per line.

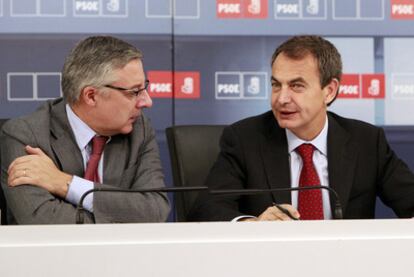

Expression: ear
xmin=323 ymin=78 xmax=339 ymax=105
xmin=79 ymin=86 xmax=99 ymax=106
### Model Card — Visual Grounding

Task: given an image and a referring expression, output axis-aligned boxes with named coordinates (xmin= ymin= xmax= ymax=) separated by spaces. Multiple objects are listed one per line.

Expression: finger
xmin=272 ymin=210 xmax=293 ymax=221
xmin=278 ymin=204 xmax=300 ymax=219
xmin=8 ymin=169 xmax=31 ymax=186
xmin=25 ymin=145 xmax=46 ymax=156
xmin=9 ymin=176 xmax=32 ymax=187
xmin=258 ymin=206 xmax=290 ymax=221
xmin=266 ymin=206 xmax=294 ymax=221
xmin=8 ymin=155 xmax=36 ymax=170
xmin=8 ymin=157 xmax=35 ymax=174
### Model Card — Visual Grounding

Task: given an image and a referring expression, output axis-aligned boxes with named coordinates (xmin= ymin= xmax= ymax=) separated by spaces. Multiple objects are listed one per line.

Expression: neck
xmin=292 ymin=113 xmax=327 ymax=141
xmin=70 ymin=103 xmax=101 ymax=135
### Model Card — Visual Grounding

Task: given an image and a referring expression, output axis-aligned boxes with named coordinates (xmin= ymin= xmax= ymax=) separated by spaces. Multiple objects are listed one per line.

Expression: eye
xmin=129 ymin=90 xmax=140 ymax=97
xmin=290 ymin=83 xmax=305 ymax=91
xmin=271 ymin=82 xmax=281 ymax=91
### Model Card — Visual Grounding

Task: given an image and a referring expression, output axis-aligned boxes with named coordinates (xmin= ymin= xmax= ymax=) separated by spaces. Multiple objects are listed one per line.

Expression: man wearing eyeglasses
xmin=0 ymin=36 xmax=170 ymax=224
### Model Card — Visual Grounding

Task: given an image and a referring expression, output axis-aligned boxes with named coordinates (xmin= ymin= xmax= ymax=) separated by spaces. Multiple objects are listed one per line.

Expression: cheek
xmin=270 ymin=93 xmax=278 ymax=106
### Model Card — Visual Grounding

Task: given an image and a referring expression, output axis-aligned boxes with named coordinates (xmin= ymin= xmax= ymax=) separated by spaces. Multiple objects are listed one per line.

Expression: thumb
xmin=25 ymin=145 xmax=46 ymax=156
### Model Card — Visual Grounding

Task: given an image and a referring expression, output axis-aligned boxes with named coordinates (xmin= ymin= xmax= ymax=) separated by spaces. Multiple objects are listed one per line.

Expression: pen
xmin=273 ymin=203 xmax=299 ymax=220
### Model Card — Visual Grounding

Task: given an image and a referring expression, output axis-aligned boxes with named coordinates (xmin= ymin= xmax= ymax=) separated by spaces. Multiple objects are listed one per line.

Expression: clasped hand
xmin=8 ymin=145 xmax=72 ymax=198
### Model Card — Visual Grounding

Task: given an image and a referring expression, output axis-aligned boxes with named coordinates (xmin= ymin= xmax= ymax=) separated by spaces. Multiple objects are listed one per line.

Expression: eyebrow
xmin=288 ymin=77 xmax=307 ymax=84
xmin=131 ymin=81 xmax=146 ymax=88
xmin=127 ymin=79 xmax=148 ymax=89
xmin=271 ymin=76 xmax=307 ymax=84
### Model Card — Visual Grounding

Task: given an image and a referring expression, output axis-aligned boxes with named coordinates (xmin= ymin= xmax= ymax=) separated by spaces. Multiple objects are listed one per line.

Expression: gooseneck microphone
xmin=76 ymin=185 xmax=342 ymax=223
xmin=75 ymin=186 xmax=209 ymax=224
xmin=210 ymin=185 xmax=343 ymax=220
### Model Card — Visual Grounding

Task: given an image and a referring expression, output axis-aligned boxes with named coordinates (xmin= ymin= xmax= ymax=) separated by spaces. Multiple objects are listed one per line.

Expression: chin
xmin=120 ymin=125 xmax=134 ymax=135
xmin=276 ymin=116 xmax=289 ymax=127
xmin=277 ymin=119 xmax=300 ymax=130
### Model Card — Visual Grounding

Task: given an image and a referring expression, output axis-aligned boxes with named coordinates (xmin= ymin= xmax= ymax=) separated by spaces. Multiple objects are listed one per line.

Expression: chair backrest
xmin=0 ymin=119 xmax=9 ymax=225
xmin=166 ymin=125 xmax=226 ymax=222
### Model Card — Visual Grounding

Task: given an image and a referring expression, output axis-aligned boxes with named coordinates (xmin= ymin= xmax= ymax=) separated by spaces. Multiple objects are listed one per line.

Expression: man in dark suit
xmin=189 ymin=35 xmax=414 ymax=221
xmin=0 ymin=36 xmax=170 ymax=224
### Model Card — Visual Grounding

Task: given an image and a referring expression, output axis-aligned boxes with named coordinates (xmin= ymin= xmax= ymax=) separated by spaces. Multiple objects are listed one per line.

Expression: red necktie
xmin=296 ymin=143 xmax=324 ymax=220
xmin=84 ymin=136 xmax=108 ymax=182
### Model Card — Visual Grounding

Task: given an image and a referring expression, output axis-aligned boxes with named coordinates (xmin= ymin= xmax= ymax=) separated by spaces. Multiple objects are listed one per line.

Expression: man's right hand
xmin=240 ymin=204 xmax=300 ymax=221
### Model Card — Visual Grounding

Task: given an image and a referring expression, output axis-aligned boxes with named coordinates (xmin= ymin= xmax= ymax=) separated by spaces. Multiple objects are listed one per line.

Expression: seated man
xmin=189 ymin=35 xmax=414 ymax=221
xmin=0 ymin=36 xmax=170 ymax=224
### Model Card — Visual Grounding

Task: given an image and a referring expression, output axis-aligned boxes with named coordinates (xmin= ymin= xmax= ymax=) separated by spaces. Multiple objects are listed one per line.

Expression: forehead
xmin=272 ymin=53 xmax=319 ymax=81
xmin=112 ymin=59 xmax=145 ymax=83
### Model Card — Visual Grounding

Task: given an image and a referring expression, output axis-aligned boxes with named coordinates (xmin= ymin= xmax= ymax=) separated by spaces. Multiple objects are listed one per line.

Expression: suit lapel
xmin=49 ymin=101 xmax=84 ymax=177
xmin=48 ymin=101 xmax=129 ymax=184
xmin=260 ymin=116 xmax=291 ymax=204
xmin=327 ymin=114 xmax=357 ymax=215
xmin=103 ymin=135 xmax=128 ymax=185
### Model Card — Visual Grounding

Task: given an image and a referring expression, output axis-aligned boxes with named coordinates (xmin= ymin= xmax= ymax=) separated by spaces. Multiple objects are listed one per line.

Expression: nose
xmin=278 ymin=86 xmax=291 ymax=105
xmin=136 ymin=90 xmax=153 ymax=108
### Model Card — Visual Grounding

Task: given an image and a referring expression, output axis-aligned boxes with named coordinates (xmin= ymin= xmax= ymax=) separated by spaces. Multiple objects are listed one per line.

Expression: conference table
xmin=0 ymin=219 xmax=412 ymax=276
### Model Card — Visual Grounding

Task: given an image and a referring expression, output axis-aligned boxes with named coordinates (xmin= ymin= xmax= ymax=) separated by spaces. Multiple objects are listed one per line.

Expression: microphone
xmin=210 ymin=185 xmax=343 ymax=220
xmin=75 ymin=186 xmax=208 ymax=224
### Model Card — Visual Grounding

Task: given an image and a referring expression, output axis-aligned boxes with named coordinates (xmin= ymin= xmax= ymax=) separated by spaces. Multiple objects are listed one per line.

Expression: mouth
xmin=280 ymin=110 xmax=297 ymax=115
xmin=278 ymin=110 xmax=298 ymax=119
xmin=129 ymin=115 xmax=138 ymax=122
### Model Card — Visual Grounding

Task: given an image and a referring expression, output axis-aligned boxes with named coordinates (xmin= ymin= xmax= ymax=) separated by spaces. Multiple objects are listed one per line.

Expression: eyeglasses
xmin=104 ymin=79 xmax=150 ymax=97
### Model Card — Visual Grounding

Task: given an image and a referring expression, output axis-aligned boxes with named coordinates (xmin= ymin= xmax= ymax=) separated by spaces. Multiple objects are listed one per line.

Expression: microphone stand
xmin=76 ymin=185 xmax=343 ymax=223
xmin=76 ymin=186 xmax=209 ymax=224
xmin=210 ymin=185 xmax=343 ymax=219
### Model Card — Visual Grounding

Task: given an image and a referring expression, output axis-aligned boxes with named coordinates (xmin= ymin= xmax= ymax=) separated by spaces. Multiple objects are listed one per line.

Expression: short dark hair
xmin=271 ymin=35 xmax=342 ymax=104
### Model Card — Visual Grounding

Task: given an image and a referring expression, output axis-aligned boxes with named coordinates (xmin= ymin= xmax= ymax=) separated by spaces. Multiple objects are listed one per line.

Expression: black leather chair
xmin=0 ymin=119 xmax=9 ymax=225
xmin=166 ymin=125 xmax=226 ymax=222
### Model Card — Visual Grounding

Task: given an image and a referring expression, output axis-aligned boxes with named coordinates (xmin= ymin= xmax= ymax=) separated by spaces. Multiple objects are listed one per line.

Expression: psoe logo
xmin=216 ymin=72 xmax=242 ymax=99
xmin=244 ymin=0 xmax=268 ymax=18
xmin=243 ymin=72 xmax=268 ymax=99
xmin=392 ymin=73 xmax=414 ymax=99
xmin=147 ymin=71 xmax=173 ymax=98
xmin=275 ymin=2 xmax=300 ymax=16
xmin=147 ymin=71 xmax=200 ymax=99
xmin=217 ymin=0 xmax=268 ymax=18
xmin=174 ymin=72 xmax=201 ymax=99
xmin=217 ymin=0 xmax=242 ymax=18
xmin=361 ymin=74 xmax=385 ymax=99
xmin=338 ymin=74 xmax=360 ymax=99
xmin=107 ymin=0 xmax=120 ymax=12
xmin=75 ymin=1 xmax=100 ymax=12
xmin=391 ymin=0 xmax=414 ymax=19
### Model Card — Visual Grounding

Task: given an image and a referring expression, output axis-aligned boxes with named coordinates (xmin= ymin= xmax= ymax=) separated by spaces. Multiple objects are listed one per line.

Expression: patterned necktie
xmin=84 ymin=136 xmax=108 ymax=182
xmin=296 ymin=143 xmax=324 ymax=220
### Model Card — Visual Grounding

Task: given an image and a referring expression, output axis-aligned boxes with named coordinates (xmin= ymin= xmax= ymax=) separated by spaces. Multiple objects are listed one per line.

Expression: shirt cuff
xmin=232 ymin=215 xmax=256 ymax=222
xmin=66 ymin=175 xmax=94 ymax=212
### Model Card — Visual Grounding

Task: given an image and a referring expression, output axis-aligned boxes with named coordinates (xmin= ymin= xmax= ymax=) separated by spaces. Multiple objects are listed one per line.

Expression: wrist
xmin=238 ymin=217 xmax=258 ymax=222
xmin=57 ymin=174 xmax=73 ymax=198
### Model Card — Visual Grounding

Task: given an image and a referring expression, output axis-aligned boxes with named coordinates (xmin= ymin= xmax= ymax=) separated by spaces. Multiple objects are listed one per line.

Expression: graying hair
xmin=61 ymin=36 xmax=143 ymax=104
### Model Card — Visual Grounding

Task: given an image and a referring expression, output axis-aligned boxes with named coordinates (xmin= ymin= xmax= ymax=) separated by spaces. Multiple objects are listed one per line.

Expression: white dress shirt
xmin=65 ymin=104 xmax=107 ymax=212
xmin=286 ymin=117 xmax=331 ymax=219
xmin=233 ymin=117 xmax=331 ymax=221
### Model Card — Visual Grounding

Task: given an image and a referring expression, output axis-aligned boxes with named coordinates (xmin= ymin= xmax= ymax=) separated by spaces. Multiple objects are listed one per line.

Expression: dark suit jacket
xmin=0 ymin=98 xmax=170 ymax=224
xmin=189 ymin=111 xmax=414 ymax=221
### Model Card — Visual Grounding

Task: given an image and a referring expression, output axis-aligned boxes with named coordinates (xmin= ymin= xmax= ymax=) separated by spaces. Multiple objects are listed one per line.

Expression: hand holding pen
xmin=238 ymin=203 xmax=300 ymax=221
xmin=273 ymin=203 xmax=300 ymax=221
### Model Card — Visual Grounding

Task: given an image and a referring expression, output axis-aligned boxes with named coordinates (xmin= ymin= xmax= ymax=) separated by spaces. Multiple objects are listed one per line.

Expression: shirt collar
xmin=286 ymin=116 xmax=329 ymax=156
xmin=66 ymin=104 xmax=96 ymax=150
